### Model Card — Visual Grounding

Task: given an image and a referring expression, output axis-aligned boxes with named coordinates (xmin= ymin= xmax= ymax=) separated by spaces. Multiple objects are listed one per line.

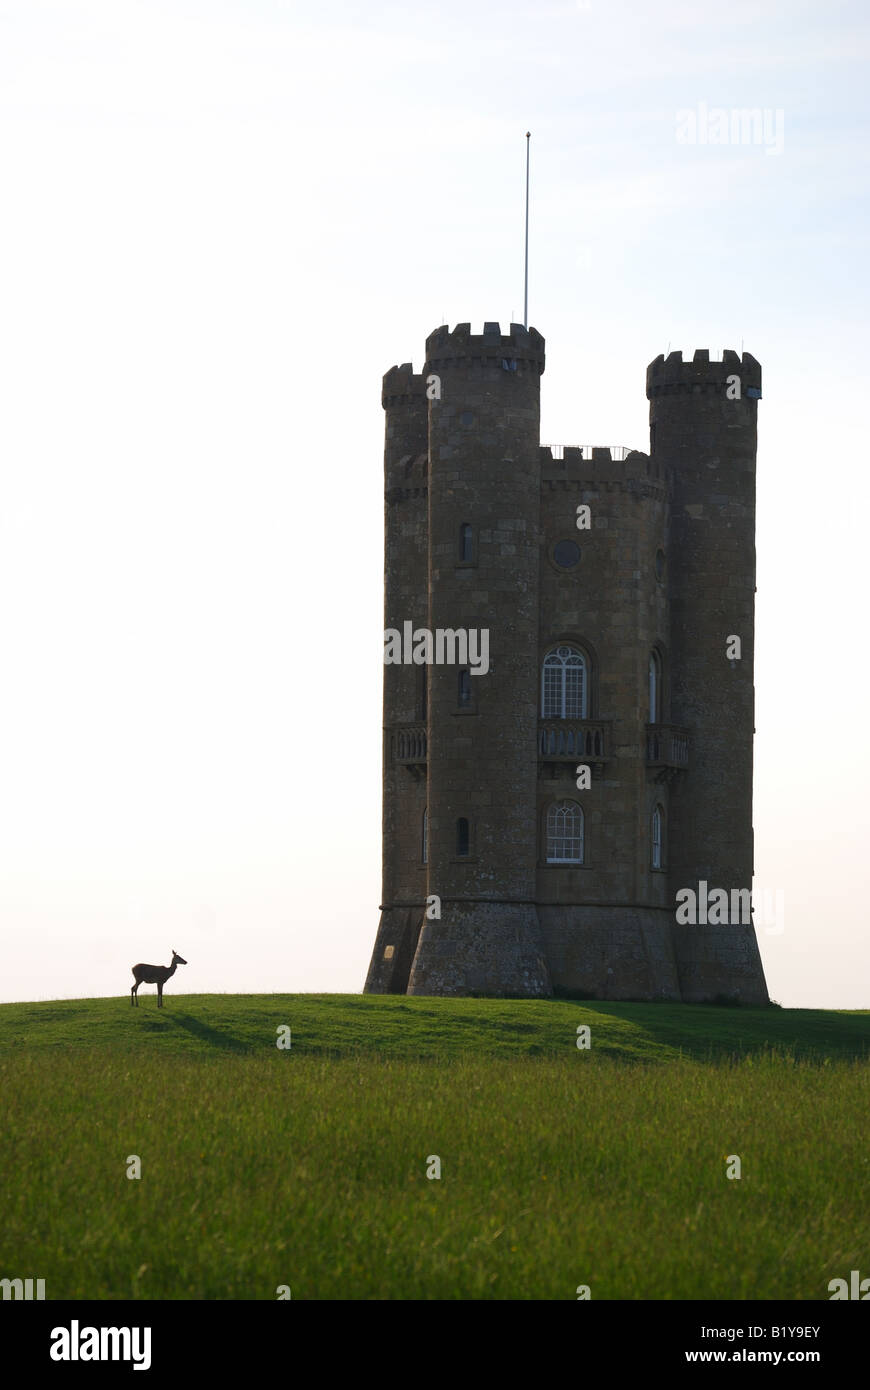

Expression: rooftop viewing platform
xmin=543 ymin=445 xmax=634 ymax=461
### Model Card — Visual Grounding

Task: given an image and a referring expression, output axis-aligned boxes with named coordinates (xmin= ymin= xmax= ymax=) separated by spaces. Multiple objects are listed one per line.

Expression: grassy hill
xmin=1 ymin=995 xmax=868 ymax=1300
xmin=0 ymin=991 xmax=867 ymax=1062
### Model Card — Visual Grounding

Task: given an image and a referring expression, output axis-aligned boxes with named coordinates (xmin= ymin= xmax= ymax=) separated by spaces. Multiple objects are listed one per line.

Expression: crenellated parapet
xmin=424 ymin=321 xmax=545 ymax=375
xmin=646 ymin=348 xmax=761 ymax=398
xmin=382 ymin=363 xmax=426 ymax=409
xmin=540 ymin=445 xmax=672 ymax=496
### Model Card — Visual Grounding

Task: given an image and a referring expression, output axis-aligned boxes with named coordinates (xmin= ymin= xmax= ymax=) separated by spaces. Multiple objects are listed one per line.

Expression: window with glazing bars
xmin=546 ymin=801 xmax=584 ymax=863
xmin=542 ymin=646 xmax=587 ymax=718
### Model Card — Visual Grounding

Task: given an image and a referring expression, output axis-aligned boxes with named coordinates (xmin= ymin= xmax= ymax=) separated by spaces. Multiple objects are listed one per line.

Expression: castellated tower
xmin=647 ymin=349 xmax=768 ymax=1002
xmin=365 ymin=324 xmax=769 ymax=1004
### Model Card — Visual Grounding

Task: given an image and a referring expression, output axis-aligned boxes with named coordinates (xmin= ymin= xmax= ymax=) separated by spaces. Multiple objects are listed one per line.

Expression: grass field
xmin=1 ymin=994 xmax=868 ymax=1299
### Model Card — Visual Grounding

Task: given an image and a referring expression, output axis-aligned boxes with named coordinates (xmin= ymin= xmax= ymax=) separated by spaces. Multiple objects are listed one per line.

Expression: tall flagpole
xmin=523 ymin=131 xmax=530 ymax=329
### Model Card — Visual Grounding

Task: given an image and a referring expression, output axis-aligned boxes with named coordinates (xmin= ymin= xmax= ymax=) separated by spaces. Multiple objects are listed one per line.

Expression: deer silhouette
xmin=131 ymin=951 xmax=187 ymax=1007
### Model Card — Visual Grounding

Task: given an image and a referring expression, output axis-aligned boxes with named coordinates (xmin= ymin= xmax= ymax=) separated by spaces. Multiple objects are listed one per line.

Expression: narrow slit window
xmin=652 ymin=805 xmax=663 ymax=869
xmin=458 ymin=668 xmax=472 ymax=707
xmin=459 ymin=523 xmax=474 ymax=562
xmin=649 ymin=651 xmax=661 ymax=724
xmin=456 ymin=817 xmax=470 ymax=857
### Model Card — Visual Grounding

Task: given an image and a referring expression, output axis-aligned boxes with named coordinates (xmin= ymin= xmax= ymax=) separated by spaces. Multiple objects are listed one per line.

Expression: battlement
xmin=425 ymin=321 xmax=545 ymax=372
xmin=646 ymin=349 xmax=761 ymax=397
xmin=382 ymin=364 xmax=426 ymax=409
xmin=540 ymin=446 xmax=671 ymax=488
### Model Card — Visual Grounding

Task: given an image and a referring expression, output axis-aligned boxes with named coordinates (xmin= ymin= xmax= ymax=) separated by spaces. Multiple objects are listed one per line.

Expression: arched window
xmin=456 ymin=817 xmax=470 ymax=857
xmin=651 ymin=804 xmax=663 ymax=869
xmin=458 ymin=668 xmax=472 ymax=707
xmin=546 ymin=800 xmax=584 ymax=864
xmin=542 ymin=645 xmax=587 ymax=719
xmin=649 ymin=651 xmax=661 ymax=724
xmin=422 ymin=807 xmax=428 ymax=864
xmin=459 ymin=523 xmax=474 ymax=562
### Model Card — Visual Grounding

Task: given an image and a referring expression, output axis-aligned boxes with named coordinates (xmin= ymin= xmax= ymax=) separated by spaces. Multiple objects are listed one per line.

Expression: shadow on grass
xmin=578 ymin=1001 xmax=870 ymax=1063
xmin=169 ymin=1012 xmax=254 ymax=1053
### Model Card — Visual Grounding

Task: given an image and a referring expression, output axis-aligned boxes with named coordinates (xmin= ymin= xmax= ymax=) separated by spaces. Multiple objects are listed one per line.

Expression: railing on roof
xmin=545 ymin=445 xmax=634 ymax=461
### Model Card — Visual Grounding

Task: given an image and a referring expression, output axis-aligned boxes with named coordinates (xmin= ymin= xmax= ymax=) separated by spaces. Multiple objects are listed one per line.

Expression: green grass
xmin=0 ymin=991 xmax=868 ymax=1062
xmin=1 ymin=994 xmax=868 ymax=1299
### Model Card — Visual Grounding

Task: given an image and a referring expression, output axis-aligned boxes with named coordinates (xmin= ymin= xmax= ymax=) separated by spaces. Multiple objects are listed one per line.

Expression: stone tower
xmin=365 ymin=324 xmax=769 ymax=1004
xmin=647 ymin=349 xmax=768 ymax=1001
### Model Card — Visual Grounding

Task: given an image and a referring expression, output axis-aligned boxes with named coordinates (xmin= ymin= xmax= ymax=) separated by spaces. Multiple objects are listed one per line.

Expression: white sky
xmin=0 ymin=0 xmax=867 ymax=1007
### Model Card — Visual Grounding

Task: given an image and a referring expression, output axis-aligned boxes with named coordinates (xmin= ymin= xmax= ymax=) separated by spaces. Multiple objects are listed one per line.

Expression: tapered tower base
xmin=406 ymin=903 xmax=552 ymax=997
xmin=365 ymin=907 xmax=423 ymax=994
xmin=537 ymin=905 xmax=683 ymax=1000
xmin=672 ymin=922 xmax=769 ymax=1004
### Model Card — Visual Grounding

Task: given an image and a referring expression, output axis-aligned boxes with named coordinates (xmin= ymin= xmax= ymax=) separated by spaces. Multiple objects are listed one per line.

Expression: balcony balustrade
xmin=646 ymin=724 xmax=690 ymax=768
xmin=391 ymin=724 xmax=427 ymax=764
xmin=538 ymin=720 xmax=610 ymax=762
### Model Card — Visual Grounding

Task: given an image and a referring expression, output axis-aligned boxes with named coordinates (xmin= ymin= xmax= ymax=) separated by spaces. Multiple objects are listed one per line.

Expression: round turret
xmin=646 ymin=346 xmax=767 ymax=1004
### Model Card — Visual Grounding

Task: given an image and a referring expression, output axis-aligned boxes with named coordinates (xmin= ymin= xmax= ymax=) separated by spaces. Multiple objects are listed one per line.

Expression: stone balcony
xmin=390 ymin=719 xmax=684 ymax=777
xmin=646 ymin=724 xmax=690 ymax=770
xmin=537 ymin=720 xmax=610 ymax=764
xmin=390 ymin=723 xmax=427 ymax=771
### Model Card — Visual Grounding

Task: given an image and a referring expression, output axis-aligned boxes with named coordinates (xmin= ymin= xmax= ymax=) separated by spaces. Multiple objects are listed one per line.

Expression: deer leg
xmin=158 ymin=984 xmax=163 ymax=1008
xmin=131 ymin=984 xmax=138 ymax=1007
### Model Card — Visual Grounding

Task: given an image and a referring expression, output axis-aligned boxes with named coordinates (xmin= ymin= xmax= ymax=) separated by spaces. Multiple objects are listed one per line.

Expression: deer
xmin=131 ymin=951 xmax=187 ymax=1007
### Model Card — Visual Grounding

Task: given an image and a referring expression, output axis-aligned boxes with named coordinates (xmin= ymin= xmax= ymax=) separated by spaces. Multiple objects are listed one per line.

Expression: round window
xmin=554 ymin=539 xmax=581 ymax=568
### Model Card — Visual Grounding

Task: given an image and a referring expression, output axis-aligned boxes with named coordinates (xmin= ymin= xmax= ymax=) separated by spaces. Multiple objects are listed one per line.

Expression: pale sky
xmin=0 ymin=0 xmax=867 ymax=1008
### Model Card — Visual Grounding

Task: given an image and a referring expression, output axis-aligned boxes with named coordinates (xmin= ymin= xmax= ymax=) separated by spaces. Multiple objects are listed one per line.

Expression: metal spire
xmin=524 ymin=132 xmax=531 ymax=329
